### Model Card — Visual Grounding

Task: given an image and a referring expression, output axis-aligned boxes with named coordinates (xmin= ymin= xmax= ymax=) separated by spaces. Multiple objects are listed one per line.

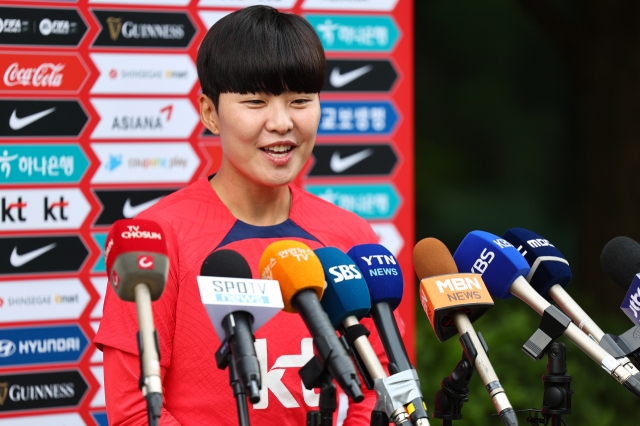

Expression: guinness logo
xmin=106 ymin=17 xmax=122 ymax=41
xmin=0 ymin=382 xmax=8 ymax=406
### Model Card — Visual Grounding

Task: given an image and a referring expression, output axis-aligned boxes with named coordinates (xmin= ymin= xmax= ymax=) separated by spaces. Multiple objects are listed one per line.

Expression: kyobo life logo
xmin=0 ymin=144 xmax=88 ymax=184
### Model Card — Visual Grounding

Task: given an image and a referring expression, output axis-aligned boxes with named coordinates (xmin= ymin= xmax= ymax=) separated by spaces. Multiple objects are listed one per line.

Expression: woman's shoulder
xmin=290 ymin=185 xmax=378 ymax=246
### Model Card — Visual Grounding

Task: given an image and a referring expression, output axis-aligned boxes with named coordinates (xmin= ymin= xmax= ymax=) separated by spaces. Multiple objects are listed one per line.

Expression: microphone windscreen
xmin=347 ymin=244 xmax=403 ymax=311
xmin=315 ymin=247 xmax=370 ymax=328
xmin=601 ymin=236 xmax=640 ymax=290
xmin=453 ymin=230 xmax=530 ymax=299
xmin=502 ymin=228 xmax=572 ymax=298
xmin=259 ymin=240 xmax=324 ymax=313
xmin=201 ymin=249 xmax=252 ymax=279
xmin=105 ymin=219 xmax=169 ymax=301
xmin=105 ymin=219 xmax=167 ymax=274
xmin=413 ymin=238 xmax=458 ymax=278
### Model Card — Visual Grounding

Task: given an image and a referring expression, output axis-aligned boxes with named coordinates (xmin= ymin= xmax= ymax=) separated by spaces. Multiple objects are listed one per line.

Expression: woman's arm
xmin=103 ymin=345 xmax=182 ymax=426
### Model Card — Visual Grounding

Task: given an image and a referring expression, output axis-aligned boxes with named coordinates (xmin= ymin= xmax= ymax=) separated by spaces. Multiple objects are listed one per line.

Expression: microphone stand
xmin=300 ymin=356 xmax=337 ymax=426
xmin=541 ymin=342 xmax=572 ymax=426
xmin=433 ymin=332 xmax=486 ymax=425
xmin=216 ymin=339 xmax=250 ymax=426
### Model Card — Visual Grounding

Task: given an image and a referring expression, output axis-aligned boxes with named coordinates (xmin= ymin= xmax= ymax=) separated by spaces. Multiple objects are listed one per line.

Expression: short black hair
xmin=197 ymin=6 xmax=326 ymax=109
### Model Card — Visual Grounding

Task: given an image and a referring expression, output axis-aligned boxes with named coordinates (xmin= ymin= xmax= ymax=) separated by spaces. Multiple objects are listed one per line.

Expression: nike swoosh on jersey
xmin=9 ymin=107 xmax=57 ymax=130
xmin=123 ymin=197 xmax=164 ymax=218
xmin=329 ymin=65 xmax=373 ymax=88
xmin=329 ymin=149 xmax=374 ymax=173
xmin=10 ymin=243 xmax=57 ymax=268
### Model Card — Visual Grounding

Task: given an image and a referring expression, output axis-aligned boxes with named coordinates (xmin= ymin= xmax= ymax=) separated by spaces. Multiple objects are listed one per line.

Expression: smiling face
xmin=200 ymin=91 xmax=320 ymax=188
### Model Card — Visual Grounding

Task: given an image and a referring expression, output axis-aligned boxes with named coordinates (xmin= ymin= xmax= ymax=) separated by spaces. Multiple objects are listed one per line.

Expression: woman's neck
xmin=209 ymin=164 xmax=291 ymax=226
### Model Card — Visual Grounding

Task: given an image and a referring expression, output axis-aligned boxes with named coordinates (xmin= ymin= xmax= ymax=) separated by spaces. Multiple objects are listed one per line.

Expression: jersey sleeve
xmin=103 ymin=346 xmax=183 ymax=426
xmin=94 ymin=214 xmax=180 ymax=368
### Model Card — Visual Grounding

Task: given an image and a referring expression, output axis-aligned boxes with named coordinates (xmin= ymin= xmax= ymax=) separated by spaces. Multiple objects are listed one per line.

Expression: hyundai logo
xmin=0 ymin=340 xmax=16 ymax=357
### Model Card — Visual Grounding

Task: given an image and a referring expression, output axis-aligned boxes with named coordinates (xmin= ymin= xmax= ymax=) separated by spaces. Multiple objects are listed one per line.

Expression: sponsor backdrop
xmin=0 ymin=0 xmax=413 ymax=423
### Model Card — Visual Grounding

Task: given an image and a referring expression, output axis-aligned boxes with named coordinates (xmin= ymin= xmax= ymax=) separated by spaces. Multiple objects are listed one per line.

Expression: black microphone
xmin=199 ymin=249 xmax=263 ymax=403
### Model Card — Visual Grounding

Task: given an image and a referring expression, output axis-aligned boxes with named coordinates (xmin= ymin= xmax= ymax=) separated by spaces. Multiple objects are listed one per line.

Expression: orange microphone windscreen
xmin=413 ymin=237 xmax=458 ymax=279
xmin=259 ymin=240 xmax=325 ymax=313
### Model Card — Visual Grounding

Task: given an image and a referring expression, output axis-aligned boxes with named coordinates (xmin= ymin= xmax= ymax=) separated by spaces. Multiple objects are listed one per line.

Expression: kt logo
xmin=254 ymin=338 xmax=318 ymax=409
xmin=1 ymin=196 xmax=70 ymax=222
xmin=1 ymin=197 xmax=26 ymax=222
xmin=44 ymin=196 xmax=69 ymax=221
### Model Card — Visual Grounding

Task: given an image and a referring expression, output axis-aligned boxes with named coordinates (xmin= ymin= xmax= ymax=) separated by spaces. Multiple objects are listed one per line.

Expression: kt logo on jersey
xmin=0 ymin=189 xmax=90 ymax=231
xmin=0 ymin=7 xmax=87 ymax=46
xmin=0 ymin=235 xmax=88 ymax=275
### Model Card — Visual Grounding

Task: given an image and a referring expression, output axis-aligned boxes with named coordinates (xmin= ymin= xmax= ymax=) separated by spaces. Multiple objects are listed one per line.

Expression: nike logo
xmin=122 ymin=197 xmax=163 ymax=218
xmin=329 ymin=65 xmax=373 ymax=88
xmin=330 ymin=149 xmax=374 ymax=173
xmin=10 ymin=243 xmax=57 ymax=268
xmin=9 ymin=107 xmax=56 ymax=130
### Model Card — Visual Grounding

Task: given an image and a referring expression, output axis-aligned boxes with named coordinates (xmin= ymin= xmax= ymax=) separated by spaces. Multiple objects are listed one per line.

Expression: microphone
xmin=601 ymin=236 xmax=640 ymax=325
xmin=413 ymin=238 xmax=517 ymax=426
xmin=347 ymin=244 xmax=430 ymax=426
xmin=599 ymin=237 xmax=640 ymax=369
xmin=105 ymin=219 xmax=169 ymax=426
xmin=259 ymin=240 xmax=364 ymax=402
xmin=453 ymin=230 xmax=640 ymax=398
xmin=198 ymin=249 xmax=284 ymax=404
xmin=315 ymin=246 xmax=411 ymax=426
xmin=503 ymin=228 xmax=640 ymax=377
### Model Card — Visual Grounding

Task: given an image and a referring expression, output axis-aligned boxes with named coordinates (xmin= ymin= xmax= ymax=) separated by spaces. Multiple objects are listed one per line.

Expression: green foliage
xmin=414 ymin=1 xmax=639 ymax=424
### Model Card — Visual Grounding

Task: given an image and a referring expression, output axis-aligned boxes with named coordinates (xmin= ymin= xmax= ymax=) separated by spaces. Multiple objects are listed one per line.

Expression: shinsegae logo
xmin=90 ymin=53 xmax=196 ymax=95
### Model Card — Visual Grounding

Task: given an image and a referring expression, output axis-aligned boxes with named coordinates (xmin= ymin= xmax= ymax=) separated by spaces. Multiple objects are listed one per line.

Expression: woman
xmin=95 ymin=6 xmax=388 ymax=425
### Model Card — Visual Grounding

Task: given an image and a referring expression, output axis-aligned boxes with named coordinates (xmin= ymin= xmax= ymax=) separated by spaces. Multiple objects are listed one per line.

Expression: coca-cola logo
xmin=0 ymin=53 xmax=88 ymax=93
xmin=3 ymin=62 xmax=65 ymax=88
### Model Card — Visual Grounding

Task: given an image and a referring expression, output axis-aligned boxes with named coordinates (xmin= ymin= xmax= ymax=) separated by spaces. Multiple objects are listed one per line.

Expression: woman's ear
xmin=199 ymin=94 xmax=220 ymax=135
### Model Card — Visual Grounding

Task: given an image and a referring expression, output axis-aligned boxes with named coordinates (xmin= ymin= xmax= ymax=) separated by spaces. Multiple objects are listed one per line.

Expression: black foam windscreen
xmin=201 ymin=249 xmax=252 ymax=279
xmin=601 ymin=236 xmax=640 ymax=289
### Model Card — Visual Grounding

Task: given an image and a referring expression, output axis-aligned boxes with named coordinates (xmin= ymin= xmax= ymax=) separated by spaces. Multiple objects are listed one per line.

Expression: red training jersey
xmin=95 ymin=177 xmax=395 ymax=426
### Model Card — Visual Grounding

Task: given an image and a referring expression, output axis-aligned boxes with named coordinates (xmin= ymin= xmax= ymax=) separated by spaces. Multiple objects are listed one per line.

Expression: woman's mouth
xmin=261 ymin=145 xmax=294 ymax=157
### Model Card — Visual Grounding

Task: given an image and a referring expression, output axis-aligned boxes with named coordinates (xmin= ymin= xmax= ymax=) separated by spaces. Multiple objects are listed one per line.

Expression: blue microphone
xmin=454 ymin=230 xmax=640 ymax=398
xmin=315 ymin=247 xmax=411 ymax=426
xmin=348 ymin=244 xmax=430 ymax=426
xmin=502 ymin=228 xmax=640 ymax=379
